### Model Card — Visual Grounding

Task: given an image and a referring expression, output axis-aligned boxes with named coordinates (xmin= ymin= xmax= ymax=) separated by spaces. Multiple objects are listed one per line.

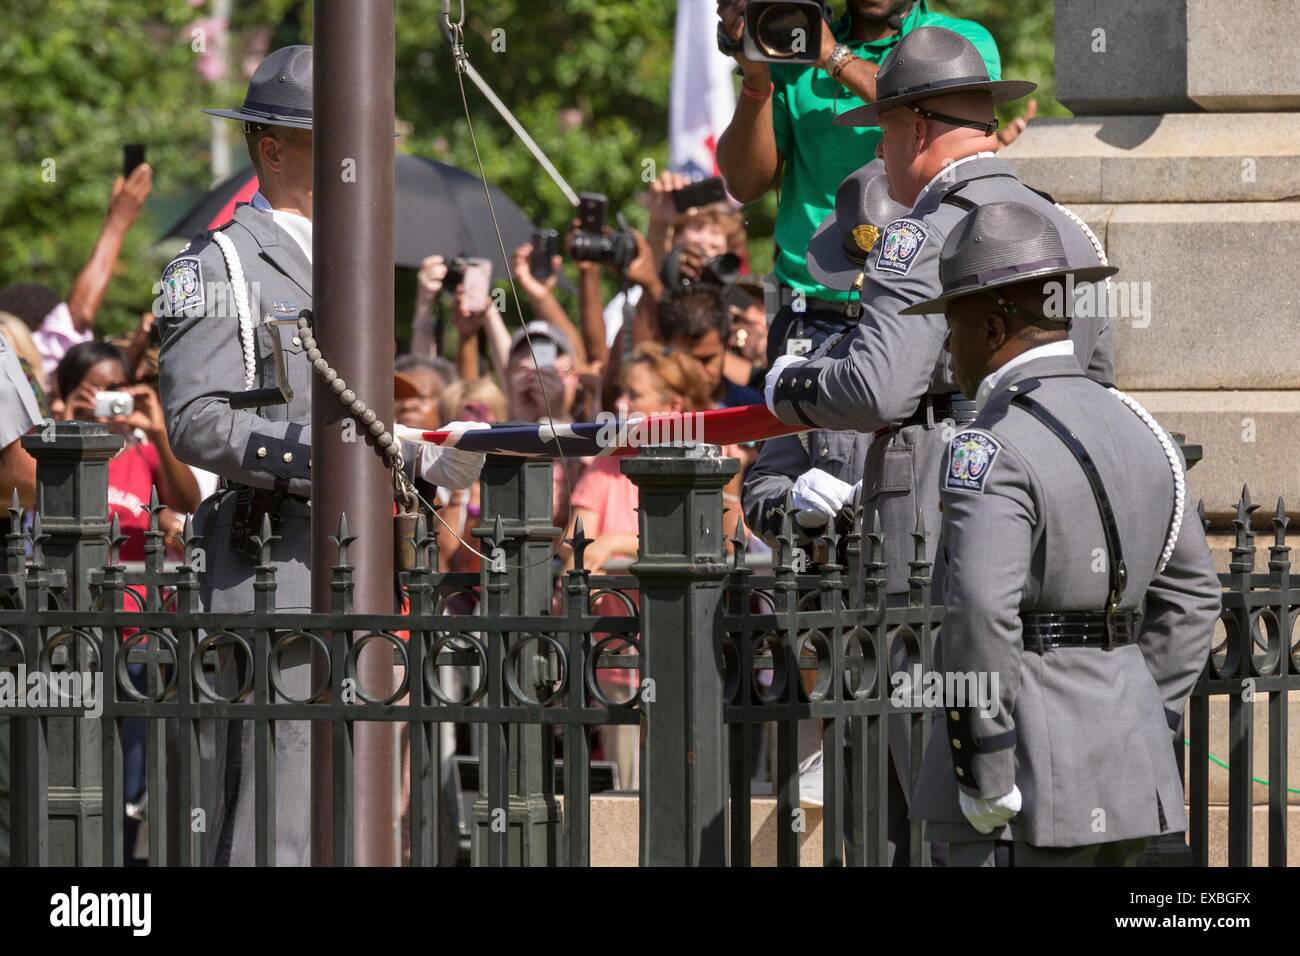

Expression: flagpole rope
xmin=445 ymin=16 xmax=577 ymax=570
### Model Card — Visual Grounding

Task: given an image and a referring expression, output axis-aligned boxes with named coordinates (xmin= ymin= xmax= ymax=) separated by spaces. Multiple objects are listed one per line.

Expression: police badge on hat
xmin=947 ymin=430 xmax=1000 ymax=493
xmin=161 ymin=256 xmax=204 ymax=316
xmin=875 ymin=219 xmax=928 ymax=277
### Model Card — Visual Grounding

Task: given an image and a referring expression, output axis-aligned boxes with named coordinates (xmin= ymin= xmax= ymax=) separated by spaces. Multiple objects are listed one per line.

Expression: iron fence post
xmin=623 ymin=444 xmax=738 ymax=866
xmin=20 ymin=421 xmax=123 ymax=865
xmin=472 ymin=455 xmax=562 ymax=865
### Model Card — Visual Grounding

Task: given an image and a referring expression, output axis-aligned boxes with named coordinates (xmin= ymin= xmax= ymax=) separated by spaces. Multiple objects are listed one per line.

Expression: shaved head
xmin=877 ymin=89 xmax=999 ymax=205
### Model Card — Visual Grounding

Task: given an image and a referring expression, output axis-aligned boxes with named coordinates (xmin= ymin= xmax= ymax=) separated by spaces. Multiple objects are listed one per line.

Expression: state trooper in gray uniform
xmin=761 ymin=27 xmax=1114 ymax=863
xmin=743 ymin=160 xmax=904 ymax=548
xmin=743 ymin=161 xmax=908 ymax=840
xmin=765 ymin=26 xmax=1115 ymax=596
xmin=0 ymin=336 xmax=40 ymax=507
xmin=0 ymin=337 xmax=41 ymax=865
xmin=904 ymin=201 xmax=1220 ymax=865
xmin=157 ymin=45 xmax=484 ymax=866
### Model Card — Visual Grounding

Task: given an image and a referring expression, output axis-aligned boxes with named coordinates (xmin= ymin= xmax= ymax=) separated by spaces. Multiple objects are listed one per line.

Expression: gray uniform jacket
xmin=158 ymin=202 xmax=316 ymax=613
xmin=770 ymin=158 xmax=1115 ymax=595
xmin=913 ymin=353 xmax=1220 ymax=847
xmin=1 ymin=340 xmax=41 ymax=449
xmin=743 ymin=429 xmax=870 ymax=545
xmin=157 ymin=203 xmax=317 ymax=866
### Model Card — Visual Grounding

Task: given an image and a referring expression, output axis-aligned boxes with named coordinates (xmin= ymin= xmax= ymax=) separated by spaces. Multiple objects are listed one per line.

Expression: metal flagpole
xmin=311 ymin=0 xmax=398 ymax=866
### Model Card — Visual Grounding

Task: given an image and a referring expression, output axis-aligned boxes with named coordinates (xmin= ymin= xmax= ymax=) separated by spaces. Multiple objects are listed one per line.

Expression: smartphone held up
xmin=445 ymin=257 xmax=493 ymax=313
xmin=123 ymin=144 xmax=146 ymax=178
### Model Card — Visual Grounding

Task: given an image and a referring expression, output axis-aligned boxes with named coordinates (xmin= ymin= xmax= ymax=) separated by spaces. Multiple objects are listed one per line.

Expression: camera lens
xmin=755 ymin=5 xmax=812 ymax=59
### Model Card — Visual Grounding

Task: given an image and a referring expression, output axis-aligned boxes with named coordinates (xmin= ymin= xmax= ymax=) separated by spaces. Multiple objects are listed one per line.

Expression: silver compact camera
xmin=94 ymin=390 xmax=134 ymax=419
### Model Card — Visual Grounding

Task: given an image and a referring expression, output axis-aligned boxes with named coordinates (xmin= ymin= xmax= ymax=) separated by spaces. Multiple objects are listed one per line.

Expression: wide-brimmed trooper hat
xmin=835 ymin=27 xmax=1036 ymax=128
xmin=204 ymin=45 xmax=315 ymax=130
xmin=900 ymin=201 xmax=1118 ymax=316
xmin=805 ymin=159 xmax=909 ymax=290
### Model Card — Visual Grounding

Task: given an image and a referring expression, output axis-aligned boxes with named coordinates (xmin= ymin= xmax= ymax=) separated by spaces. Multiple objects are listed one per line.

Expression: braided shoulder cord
xmin=1108 ymin=387 xmax=1186 ymax=573
xmin=1055 ymin=203 xmax=1183 ymax=568
xmin=210 ymin=230 xmax=258 ymax=390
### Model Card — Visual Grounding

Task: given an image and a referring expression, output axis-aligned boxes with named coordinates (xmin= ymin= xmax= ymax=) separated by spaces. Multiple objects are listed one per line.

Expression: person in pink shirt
xmin=563 ymin=343 xmax=746 ymax=789
xmin=565 ymin=341 xmax=716 ymax=571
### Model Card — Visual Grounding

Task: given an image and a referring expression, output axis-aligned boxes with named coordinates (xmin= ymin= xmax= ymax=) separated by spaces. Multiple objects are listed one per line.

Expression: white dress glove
xmin=420 ymin=421 xmax=490 ymax=490
xmin=764 ymin=354 xmax=806 ymax=414
xmin=790 ymin=468 xmax=855 ymax=529
xmin=958 ymin=785 xmax=1022 ymax=835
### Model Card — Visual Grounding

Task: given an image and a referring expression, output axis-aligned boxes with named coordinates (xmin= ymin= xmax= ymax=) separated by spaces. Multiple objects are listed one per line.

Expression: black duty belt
xmin=225 ymin=482 xmax=310 ymax=560
xmin=882 ymin=393 xmax=978 ymax=434
xmin=1011 ymin=390 xmax=1132 ymax=642
xmin=1021 ymin=610 xmax=1136 ymax=652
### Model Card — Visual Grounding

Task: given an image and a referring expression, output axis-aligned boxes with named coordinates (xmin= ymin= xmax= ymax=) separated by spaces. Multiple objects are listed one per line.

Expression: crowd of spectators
xmin=0 ymin=1 xmax=1039 ymax=858
xmin=396 ymin=168 xmax=772 ymax=573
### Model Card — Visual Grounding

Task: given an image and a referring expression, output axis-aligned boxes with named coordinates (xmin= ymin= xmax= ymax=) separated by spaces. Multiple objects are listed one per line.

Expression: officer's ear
xmin=985 ymin=308 xmax=1011 ymax=354
xmin=258 ymin=132 xmax=286 ymax=175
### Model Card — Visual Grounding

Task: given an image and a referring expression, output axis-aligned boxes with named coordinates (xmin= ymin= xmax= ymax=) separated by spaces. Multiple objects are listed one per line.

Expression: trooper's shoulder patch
xmin=874 ymin=218 xmax=928 ymax=277
xmin=946 ymin=430 xmax=1001 ymax=493
xmin=161 ymin=256 xmax=204 ymax=315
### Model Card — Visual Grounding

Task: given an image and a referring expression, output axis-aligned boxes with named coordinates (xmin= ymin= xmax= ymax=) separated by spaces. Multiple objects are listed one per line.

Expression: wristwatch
xmin=826 ymin=43 xmax=857 ymax=80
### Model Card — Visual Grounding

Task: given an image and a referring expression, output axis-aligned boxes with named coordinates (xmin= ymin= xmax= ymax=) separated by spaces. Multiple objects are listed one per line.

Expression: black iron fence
xmin=0 ymin=424 xmax=1295 ymax=866
xmin=1184 ymin=489 xmax=1297 ymax=867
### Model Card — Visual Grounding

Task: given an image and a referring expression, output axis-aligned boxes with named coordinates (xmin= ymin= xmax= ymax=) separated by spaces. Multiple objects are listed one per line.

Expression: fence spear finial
xmin=250 ymin=512 xmax=281 ymax=568
xmin=107 ymin=513 xmax=126 ymax=566
xmin=567 ymin=514 xmax=592 ymax=572
xmin=731 ymin=521 xmax=748 ymax=571
xmin=329 ymin=511 xmax=357 ymax=566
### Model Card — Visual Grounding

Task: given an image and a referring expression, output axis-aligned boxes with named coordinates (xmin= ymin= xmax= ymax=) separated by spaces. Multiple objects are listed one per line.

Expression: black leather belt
xmin=883 ymin=393 xmax=978 ymax=433
xmin=1022 ymin=610 xmax=1137 ymax=652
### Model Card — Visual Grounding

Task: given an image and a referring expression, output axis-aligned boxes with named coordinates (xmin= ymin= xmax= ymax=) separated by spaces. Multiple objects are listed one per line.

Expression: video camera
xmin=717 ymin=1 xmax=831 ymax=65
xmin=569 ymin=192 xmax=638 ymax=269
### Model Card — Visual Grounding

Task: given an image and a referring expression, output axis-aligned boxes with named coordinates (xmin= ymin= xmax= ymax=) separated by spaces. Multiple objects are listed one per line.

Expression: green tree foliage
xmin=935 ymin=0 xmax=1065 ymax=120
xmin=0 ymin=0 xmax=1062 ymax=340
xmin=396 ymin=1 xmax=676 ymax=234
xmin=0 ymin=0 xmax=303 ymax=337
xmin=1 ymin=0 xmax=207 ymax=334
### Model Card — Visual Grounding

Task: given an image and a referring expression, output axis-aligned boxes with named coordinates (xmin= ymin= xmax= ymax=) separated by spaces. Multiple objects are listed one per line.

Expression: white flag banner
xmin=669 ymin=1 xmax=738 ymax=178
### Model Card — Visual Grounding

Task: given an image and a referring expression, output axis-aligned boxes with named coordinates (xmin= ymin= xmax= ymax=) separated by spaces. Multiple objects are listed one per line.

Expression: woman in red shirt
xmin=56 ymin=341 xmax=199 ymax=559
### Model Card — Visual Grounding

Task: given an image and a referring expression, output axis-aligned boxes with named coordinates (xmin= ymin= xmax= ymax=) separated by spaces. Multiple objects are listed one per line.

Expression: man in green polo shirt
xmin=716 ymin=1 xmax=1030 ymax=363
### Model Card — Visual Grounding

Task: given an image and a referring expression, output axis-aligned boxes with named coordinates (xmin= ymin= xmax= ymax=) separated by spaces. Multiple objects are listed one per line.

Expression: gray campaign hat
xmin=835 ymin=27 xmax=1036 ymax=128
xmin=900 ymin=201 xmax=1118 ymax=316
xmin=204 ymin=45 xmax=315 ymax=130
xmin=805 ymin=159 xmax=909 ymax=290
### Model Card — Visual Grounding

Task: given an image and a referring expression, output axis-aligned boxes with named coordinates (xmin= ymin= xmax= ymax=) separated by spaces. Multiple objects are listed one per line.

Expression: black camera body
xmin=718 ymin=1 xmax=829 ymax=65
xmin=442 ymin=256 xmax=472 ymax=292
xmin=569 ymin=192 xmax=638 ymax=269
xmin=660 ymin=248 xmax=743 ymax=292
